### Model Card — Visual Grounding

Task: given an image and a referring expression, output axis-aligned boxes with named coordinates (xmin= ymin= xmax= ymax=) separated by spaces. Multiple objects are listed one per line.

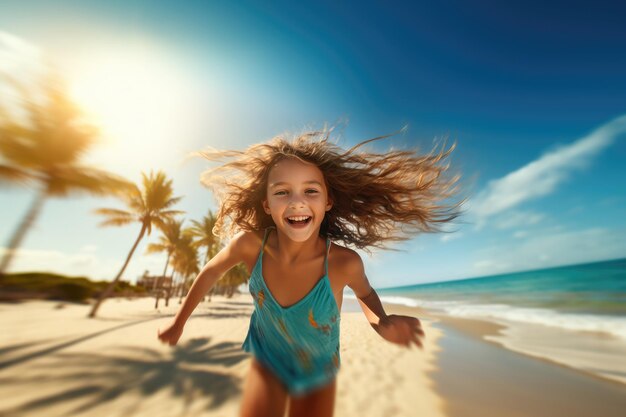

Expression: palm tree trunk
xmin=88 ymin=223 xmax=147 ymax=318
xmin=0 ymin=189 xmax=46 ymax=277
xmin=153 ymin=251 xmax=171 ymax=291
xmin=178 ymin=275 xmax=190 ymax=304
xmin=154 ymin=251 xmax=171 ymax=309
xmin=165 ymin=272 xmax=175 ymax=307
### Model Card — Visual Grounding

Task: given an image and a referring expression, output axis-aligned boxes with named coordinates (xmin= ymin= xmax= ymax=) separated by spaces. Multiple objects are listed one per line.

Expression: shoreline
xmin=376 ymin=298 xmax=626 ymax=387
xmin=379 ymin=300 xmax=626 ymax=417
xmin=429 ymin=312 xmax=626 ymax=387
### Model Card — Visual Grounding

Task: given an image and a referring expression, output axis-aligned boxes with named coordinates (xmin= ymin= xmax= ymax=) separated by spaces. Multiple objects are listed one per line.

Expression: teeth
xmin=287 ymin=216 xmax=310 ymax=222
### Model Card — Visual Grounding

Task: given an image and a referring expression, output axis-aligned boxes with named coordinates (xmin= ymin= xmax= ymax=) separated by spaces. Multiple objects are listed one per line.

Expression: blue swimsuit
xmin=241 ymin=227 xmax=341 ymax=396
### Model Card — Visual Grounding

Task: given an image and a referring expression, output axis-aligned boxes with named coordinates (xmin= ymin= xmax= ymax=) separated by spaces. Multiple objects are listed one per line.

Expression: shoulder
xmin=230 ymin=229 xmax=263 ymax=249
xmin=329 ymin=242 xmax=372 ymax=297
xmin=222 ymin=229 xmax=267 ymax=273
xmin=328 ymin=242 xmax=365 ymax=280
xmin=229 ymin=229 xmax=265 ymax=257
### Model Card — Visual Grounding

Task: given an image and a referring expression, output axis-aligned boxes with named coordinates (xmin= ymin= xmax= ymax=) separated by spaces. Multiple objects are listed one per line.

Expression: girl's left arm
xmin=345 ymin=251 xmax=425 ymax=349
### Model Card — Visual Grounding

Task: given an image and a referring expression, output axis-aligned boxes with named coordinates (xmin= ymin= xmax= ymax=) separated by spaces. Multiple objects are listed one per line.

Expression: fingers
xmin=401 ymin=324 xmax=424 ymax=350
xmin=386 ymin=315 xmax=425 ymax=350
xmin=412 ymin=331 xmax=424 ymax=350
xmin=410 ymin=317 xmax=424 ymax=339
xmin=157 ymin=328 xmax=173 ymax=346
xmin=409 ymin=321 xmax=424 ymax=350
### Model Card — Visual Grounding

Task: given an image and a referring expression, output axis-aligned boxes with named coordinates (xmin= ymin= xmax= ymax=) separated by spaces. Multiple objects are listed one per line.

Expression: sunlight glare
xmin=69 ymin=50 xmax=196 ymax=176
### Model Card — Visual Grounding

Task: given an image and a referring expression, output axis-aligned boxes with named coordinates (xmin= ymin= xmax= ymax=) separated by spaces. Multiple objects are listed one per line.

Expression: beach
xmin=1 ymin=294 xmax=625 ymax=417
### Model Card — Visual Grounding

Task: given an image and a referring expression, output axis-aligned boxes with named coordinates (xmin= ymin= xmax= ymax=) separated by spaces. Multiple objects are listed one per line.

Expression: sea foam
xmin=379 ymin=296 xmax=626 ymax=341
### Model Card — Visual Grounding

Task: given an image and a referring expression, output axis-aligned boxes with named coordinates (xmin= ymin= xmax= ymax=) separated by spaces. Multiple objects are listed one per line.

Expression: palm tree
xmin=189 ymin=210 xmax=222 ymax=302
xmin=189 ymin=210 xmax=221 ymax=264
xmin=88 ymin=170 xmax=183 ymax=318
xmin=145 ymin=218 xmax=183 ymax=309
xmin=0 ymin=74 xmax=131 ymax=278
xmin=215 ymin=263 xmax=249 ymax=298
xmin=166 ymin=229 xmax=199 ymax=307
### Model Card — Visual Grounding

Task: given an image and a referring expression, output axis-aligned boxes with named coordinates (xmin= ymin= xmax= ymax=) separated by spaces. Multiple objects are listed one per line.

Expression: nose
xmin=288 ymin=194 xmax=306 ymax=208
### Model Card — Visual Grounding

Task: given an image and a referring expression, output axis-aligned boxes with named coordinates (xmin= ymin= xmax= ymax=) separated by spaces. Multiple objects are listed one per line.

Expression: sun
xmin=68 ymin=49 xmax=195 ymax=175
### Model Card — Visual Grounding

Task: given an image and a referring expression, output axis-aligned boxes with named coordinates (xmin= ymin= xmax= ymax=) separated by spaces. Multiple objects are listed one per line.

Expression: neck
xmin=271 ymin=228 xmax=325 ymax=265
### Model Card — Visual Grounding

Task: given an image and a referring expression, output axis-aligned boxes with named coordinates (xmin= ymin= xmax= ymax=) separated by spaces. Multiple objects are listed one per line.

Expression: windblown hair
xmin=197 ymin=127 xmax=467 ymax=251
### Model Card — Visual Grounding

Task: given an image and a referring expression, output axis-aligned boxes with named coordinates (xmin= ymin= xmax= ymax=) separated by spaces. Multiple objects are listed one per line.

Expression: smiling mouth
xmin=286 ymin=216 xmax=312 ymax=225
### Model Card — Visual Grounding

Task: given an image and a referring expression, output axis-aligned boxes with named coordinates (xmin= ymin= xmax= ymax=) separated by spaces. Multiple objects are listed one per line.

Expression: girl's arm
xmin=345 ymin=250 xmax=425 ymax=349
xmin=157 ymin=231 xmax=256 ymax=345
xmin=343 ymin=250 xmax=388 ymax=326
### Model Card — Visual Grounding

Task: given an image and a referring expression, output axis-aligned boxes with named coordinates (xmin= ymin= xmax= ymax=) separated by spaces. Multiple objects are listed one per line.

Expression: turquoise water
xmin=379 ymin=258 xmax=626 ymax=316
xmin=373 ymin=258 xmax=626 ymax=340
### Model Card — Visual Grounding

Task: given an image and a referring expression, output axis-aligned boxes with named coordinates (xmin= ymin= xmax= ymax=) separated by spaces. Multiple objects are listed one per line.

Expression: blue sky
xmin=1 ymin=0 xmax=625 ymax=288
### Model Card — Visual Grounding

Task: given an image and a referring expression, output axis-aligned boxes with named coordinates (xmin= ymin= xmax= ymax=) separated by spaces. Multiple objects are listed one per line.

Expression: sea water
xmin=375 ymin=257 xmax=626 ymax=340
xmin=364 ymin=258 xmax=626 ymax=384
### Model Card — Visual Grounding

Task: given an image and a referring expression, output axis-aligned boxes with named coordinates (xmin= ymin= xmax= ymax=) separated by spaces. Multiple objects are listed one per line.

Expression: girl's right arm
xmin=157 ymin=231 xmax=257 ymax=346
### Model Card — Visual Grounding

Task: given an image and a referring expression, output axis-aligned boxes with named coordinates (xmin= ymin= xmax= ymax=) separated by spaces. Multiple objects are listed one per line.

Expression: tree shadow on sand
xmin=1 ymin=303 xmax=253 ymax=371
xmin=0 ymin=337 xmax=250 ymax=416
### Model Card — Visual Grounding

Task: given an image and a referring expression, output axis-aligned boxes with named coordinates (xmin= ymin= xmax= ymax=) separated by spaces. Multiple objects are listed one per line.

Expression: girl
xmin=157 ymin=128 xmax=465 ymax=417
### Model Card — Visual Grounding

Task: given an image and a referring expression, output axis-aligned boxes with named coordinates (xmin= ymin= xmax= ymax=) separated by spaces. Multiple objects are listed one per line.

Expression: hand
xmin=157 ymin=321 xmax=184 ymax=346
xmin=375 ymin=314 xmax=425 ymax=349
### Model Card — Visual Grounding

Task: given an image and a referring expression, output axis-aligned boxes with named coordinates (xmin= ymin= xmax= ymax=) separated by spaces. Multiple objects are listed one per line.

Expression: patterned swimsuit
xmin=241 ymin=227 xmax=341 ymax=396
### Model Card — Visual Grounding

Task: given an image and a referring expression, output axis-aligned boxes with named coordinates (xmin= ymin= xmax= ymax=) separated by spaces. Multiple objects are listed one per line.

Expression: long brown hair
xmin=196 ymin=127 xmax=467 ymax=251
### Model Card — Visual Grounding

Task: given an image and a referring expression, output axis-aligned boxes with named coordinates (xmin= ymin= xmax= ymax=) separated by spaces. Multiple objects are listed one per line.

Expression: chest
xmin=253 ymin=251 xmax=344 ymax=310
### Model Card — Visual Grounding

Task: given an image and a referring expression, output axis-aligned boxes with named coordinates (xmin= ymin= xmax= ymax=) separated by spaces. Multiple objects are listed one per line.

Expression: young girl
xmin=157 ymin=128 xmax=464 ymax=417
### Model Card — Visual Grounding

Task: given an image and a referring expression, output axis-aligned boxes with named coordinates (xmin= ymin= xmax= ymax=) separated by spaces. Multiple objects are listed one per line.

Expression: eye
xmin=274 ymin=190 xmax=288 ymax=196
xmin=305 ymin=189 xmax=319 ymax=194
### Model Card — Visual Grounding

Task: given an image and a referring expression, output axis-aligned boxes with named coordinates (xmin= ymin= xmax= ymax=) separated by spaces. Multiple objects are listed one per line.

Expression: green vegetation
xmin=0 ymin=272 xmax=146 ymax=303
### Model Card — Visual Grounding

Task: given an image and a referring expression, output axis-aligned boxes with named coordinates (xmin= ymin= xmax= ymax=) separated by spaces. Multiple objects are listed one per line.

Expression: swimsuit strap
xmin=324 ymin=236 xmax=331 ymax=276
xmin=260 ymin=227 xmax=274 ymax=255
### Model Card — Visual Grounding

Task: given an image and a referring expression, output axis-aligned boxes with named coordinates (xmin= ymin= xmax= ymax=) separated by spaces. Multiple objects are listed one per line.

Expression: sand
xmin=429 ymin=313 xmax=626 ymax=417
xmin=2 ymin=294 xmax=626 ymax=417
xmin=0 ymin=294 xmax=444 ymax=417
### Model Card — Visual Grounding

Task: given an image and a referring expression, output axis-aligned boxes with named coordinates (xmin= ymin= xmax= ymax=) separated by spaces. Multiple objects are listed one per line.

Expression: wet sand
xmin=380 ymin=302 xmax=626 ymax=417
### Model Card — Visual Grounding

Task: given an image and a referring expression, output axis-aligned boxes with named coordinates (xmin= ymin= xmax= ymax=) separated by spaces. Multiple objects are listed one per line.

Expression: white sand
xmin=0 ymin=294 xmax=445 ymax=417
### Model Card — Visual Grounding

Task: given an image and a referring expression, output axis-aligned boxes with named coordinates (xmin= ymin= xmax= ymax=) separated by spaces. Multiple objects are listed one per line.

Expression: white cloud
xmin=493 ymin=210 xmax=545 ymax=230
xmin=467 ymin=114 xmax=626 ymax=230
xmin=1 ymin=246 xmax=166 ymax=283
xmin=471 ymin=226 xmax=626 ymax=276
xmin=473 ymin=259 xmax=512 ymax=272
xmin=440 ymin=232 xmax=464 ymax=242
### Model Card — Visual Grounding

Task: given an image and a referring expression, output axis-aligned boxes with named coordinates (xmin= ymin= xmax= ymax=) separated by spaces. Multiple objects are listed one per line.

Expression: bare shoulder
xmin=230 ymin=229 xmax=264 ymax=258
xmin=329 ymin=242 xmax=372 ymax=297
xmin=328 ymin=242 xmax=365 ymax=279
xmin=230 ymin=229 xmax=263 ymax=251
xmin=196 ymin=229 xmax=265 ymax=278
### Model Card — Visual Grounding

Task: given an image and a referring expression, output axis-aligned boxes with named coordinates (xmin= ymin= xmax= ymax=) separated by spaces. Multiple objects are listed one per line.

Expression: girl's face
xmin=262 ymin=157 xmax=333 ymax=242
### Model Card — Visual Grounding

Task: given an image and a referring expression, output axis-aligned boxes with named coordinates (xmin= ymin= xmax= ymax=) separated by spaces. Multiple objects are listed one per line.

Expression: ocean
xmin=356 ymin=257 xmax=626 ymax=385
xmin=376 ymin=257 xmax=626 ymax=341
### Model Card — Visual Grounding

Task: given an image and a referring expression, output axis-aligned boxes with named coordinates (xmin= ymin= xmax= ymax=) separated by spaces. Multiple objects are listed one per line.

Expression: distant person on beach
xmin=158 ymin=127 xmax=465 ymax=417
